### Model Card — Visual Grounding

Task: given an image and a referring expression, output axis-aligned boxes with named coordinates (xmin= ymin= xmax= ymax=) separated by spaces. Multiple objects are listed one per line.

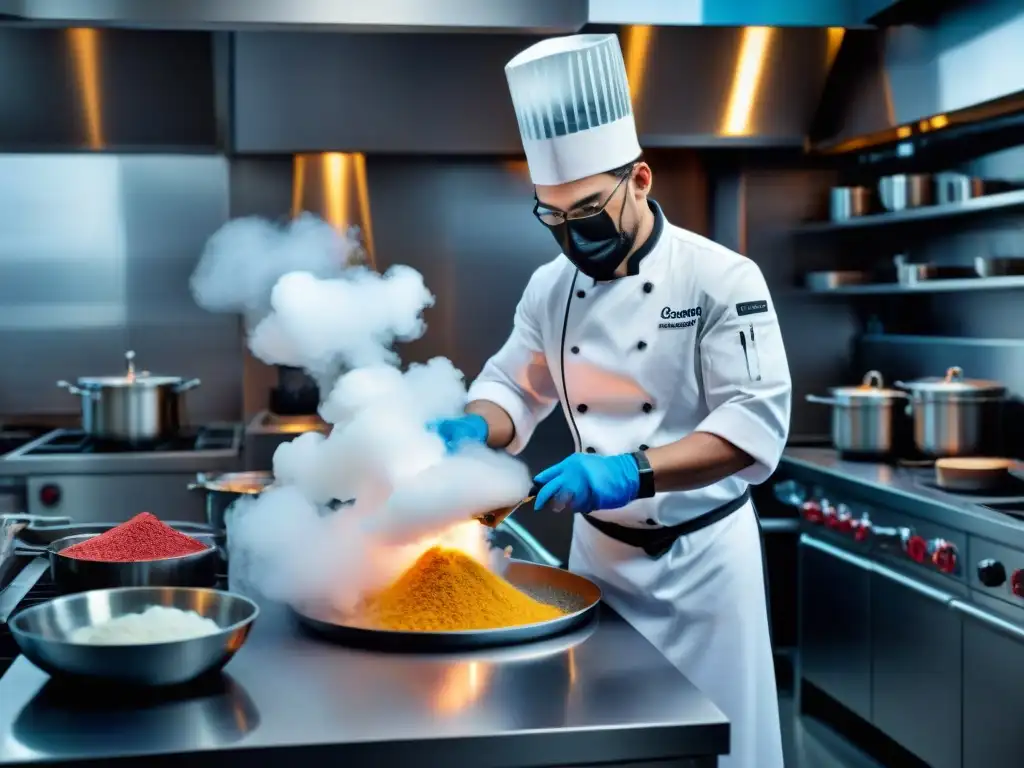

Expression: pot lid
xmin=76 ymin=350 xmax=184 ymax=388
xmin=831 ymin=370 xmax=905 ymax=399
xmin=897 ymin=366 xmax=1005 ymax=395
xmin=77 ymin=374 xmax=184 ymax=388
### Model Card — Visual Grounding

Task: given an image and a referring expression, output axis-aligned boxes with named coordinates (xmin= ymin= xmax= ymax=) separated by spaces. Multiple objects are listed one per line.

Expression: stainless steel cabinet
xmin=957 ymin=599 xmax=1024 ymax=768
xmin=871 ymin=565 xmax=961 ymax=768
xmin=799 ymin=536 xmax=872 ymax=720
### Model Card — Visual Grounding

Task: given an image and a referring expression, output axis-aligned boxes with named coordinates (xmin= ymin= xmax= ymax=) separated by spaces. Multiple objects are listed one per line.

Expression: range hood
xmin=812 ymin=0 xmax=1024 ymax=152
xmin=232 ymin=26 xmax=842 ymax=153
xmin=0 ymin=0 xmax=866 ymax=30
xmin=0 ymin=0 xmax=588 ymax=33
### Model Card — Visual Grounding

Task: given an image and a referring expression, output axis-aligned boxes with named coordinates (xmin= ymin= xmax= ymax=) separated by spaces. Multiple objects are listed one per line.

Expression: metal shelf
xmin=800 ymin=275 xmax=1024 ymax=295
xmin=794 ymin=189 xmax=1024 ymax=235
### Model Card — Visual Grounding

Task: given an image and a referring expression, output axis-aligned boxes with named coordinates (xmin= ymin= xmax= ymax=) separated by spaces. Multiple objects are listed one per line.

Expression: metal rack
xmin=801 ymin=275 xmax=1024 ymax=296
xmin=793 ymin=189 xmax=1024 ymax=235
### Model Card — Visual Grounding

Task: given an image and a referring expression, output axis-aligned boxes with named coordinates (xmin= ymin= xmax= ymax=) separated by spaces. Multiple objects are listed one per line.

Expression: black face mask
xmin=538 ymin=175 xmax=638 ymax=282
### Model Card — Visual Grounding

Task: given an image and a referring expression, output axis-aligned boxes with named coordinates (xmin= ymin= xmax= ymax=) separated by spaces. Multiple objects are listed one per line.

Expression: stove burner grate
xmin=23 ymin=426 xmax=237 ymax=456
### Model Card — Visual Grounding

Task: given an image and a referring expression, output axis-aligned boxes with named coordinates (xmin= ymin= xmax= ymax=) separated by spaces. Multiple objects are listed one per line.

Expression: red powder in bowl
xmin=61 ymin=512 xmax=209 ymax=562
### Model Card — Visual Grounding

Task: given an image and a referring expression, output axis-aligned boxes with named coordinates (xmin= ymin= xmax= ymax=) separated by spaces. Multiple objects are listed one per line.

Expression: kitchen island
xmin=0 ymin=599 xmax=729 ymax=767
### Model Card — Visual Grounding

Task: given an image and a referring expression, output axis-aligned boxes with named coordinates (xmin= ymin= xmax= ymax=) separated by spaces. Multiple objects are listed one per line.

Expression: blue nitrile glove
xmin=428 ymin=414 xmax=489 ymax=453
xmin=533 ymin=453 xmax=640 ymax=515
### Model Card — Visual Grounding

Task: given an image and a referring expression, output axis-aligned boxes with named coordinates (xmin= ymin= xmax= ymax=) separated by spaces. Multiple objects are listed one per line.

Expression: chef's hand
xmin=533 ymin=454 xmax=640 ymax=515
xmin=428 ymin=414 xmax=489 ymax=453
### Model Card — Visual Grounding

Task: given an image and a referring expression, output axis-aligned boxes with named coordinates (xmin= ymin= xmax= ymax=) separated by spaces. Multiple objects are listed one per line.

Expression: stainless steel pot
xmin=934 ymin=172 xmax=985 ymax=204
xmin=57 ymin=350 xmax=200 ymax=443
xmin=896 ymin=366 xmax=1006 ymax=457
xmin=830 ymin=186 xmax=873 ymax=221
xmin=806 ymin=371 xmax=908 ymax=455
xmin=878 ymin=174 xmax=933 ymax=212
xmin=188 ymin=471 xmax=275 ymax=531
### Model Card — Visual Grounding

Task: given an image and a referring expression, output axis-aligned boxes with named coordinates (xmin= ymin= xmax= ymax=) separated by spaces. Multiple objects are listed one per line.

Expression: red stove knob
xmin=931 ymin=540 xmax=958 ymax=574
xmin=905 ymin=535 xmax=928 ymax=564
xmin=1011 ymin=570 xmax=1024 ymax=598
xmin=837 ymin=514 xmax=854 ymax=534
xmin=801 ymin=501 xmax=824 ymax=524
xmin=39 ymin=483 xmax=61 ymax=508
xmin=852 ymin=518 xmax=872 ymax=542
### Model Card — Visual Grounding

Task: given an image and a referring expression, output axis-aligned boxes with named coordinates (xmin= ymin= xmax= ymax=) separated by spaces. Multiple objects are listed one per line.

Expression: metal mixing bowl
xmin=10 ymin=587 xmax=259 ymax=686
xmin=43 ymin=533 xmax=221 ymax=593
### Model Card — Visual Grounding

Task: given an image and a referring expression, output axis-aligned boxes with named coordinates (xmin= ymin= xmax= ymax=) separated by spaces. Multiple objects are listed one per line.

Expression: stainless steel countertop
xmin=0 ymin=600 xmax=728 ymax=767
xmin=781 ymin=447 xmax=1024 ymax=548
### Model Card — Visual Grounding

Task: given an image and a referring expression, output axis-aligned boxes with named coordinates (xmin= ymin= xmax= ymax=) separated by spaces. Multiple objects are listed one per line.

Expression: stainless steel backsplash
xmin=0 ymin=154 xmax=240 ymax=423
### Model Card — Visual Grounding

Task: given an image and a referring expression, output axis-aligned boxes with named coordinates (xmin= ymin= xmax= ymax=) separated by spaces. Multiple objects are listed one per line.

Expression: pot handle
xmin=805 ymin=395 xmax=838 ymax=406
xmin=56 ymin=380 xmax=90 ymax=397
xmin=174 ymin=378 xmax=202 ymax=394
xmin=187 ymin=472 xmax=210 ymax=492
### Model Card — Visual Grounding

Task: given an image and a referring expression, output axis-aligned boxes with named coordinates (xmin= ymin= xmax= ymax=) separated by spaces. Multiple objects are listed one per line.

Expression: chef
xmin=433 ymin=34 xmax=789 ymax=768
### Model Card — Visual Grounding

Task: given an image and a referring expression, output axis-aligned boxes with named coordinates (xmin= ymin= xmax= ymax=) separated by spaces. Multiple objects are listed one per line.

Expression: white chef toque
xmin=505 ymin=34 xmax=641 ymax=186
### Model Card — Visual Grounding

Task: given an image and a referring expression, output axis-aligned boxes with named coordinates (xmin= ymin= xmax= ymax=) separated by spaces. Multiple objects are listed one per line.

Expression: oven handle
xmin=872 ymin=561 xmax=953 ymax=605
xmin=951 ymin=599 xmax=1024 ymax=643
xmin=800 ymin=533 xmax=873 ymax=571
xmin=800 ymin=533 xmax=953 ymax=605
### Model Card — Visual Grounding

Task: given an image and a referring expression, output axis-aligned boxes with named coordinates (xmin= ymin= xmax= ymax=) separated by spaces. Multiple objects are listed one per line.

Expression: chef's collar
xmin=624 ymin=198 xmax=664 ymax=277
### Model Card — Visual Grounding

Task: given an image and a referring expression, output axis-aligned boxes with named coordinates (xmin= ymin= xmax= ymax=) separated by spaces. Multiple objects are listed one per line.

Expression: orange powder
xmin=357 ymin=546 xmax=564 ymax=631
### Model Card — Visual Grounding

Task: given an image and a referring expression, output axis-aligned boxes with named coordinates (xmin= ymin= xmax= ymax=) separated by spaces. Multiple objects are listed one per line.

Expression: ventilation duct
xmin=0 ymin=0 xmax=588 ymax=34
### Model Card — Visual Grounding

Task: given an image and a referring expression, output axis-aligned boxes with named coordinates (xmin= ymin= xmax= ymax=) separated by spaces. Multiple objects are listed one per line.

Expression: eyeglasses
xmin=533 ymin=167 xmax=633 ymax=227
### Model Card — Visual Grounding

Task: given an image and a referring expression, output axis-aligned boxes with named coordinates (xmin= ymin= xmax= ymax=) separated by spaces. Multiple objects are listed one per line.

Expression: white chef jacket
xmin=467 ymin=200 xmax=792 ymax=526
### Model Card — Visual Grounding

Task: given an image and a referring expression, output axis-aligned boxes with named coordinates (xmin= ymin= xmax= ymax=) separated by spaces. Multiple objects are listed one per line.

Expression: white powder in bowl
xmin=71 ymin=605 xmax=221 ymax=645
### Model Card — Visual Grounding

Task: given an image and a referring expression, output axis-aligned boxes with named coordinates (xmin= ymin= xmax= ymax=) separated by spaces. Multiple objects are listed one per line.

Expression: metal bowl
xmin=45 ymin=534 xmax=220 ymax=594
xmin=9 ymin=587 xmax=259 ymax=686
xmin=188 ymin=471 xmax=275 ymax=531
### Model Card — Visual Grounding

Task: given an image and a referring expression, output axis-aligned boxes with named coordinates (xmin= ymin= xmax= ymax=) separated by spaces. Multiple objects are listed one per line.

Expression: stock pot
xmin=806 ymin=370 xmax=907 ymax=456
xmin=896 ymin=366 xmax=1006 ymax=457
xmin=57 ymin=351 xmax=200 ymax=444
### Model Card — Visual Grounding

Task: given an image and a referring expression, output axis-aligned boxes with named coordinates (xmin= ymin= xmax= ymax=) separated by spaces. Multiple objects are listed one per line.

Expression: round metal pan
xmin=292 ymin=559 xmax=602 ymax=652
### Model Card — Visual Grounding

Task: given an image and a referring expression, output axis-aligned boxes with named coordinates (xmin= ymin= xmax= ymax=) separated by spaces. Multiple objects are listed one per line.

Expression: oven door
xmin=798 ymin=534 xmax=872 ymax=720
xmin=871 ymin=562 xmax=961 ymax=768
xmin=953 ymin=598 xmax=1024 ymax=768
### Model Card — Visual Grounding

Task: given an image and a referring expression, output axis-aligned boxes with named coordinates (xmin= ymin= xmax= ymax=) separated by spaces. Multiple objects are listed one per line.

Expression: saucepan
xmin=188 ymin=471 xmax=276 ymax=532
xmin=806 ymin=370 xmax=908 ymax=457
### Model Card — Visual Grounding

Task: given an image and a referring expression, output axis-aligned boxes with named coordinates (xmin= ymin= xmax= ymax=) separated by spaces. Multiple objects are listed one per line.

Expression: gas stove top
xmin=20 ymin=426 xmax=238 ymax=457
xmin=0 ymin=426 xmax=61 ymax=457
xmin=0 ymin=424 xmax=244 ymax=479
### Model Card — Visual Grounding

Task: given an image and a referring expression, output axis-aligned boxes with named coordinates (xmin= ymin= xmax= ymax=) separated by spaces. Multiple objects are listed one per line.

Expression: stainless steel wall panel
xmin=711 ymin=163 xmax=853 ymax=442
xmin=0 ymin=27 xmax=217 ymax=152
xmin=0 ymin=154 xmax=238 ymax=423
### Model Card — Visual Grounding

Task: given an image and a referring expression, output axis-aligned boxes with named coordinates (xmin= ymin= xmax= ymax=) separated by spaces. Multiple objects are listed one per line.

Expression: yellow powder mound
xmin=358 ymin=546 xmax=564 ymax=632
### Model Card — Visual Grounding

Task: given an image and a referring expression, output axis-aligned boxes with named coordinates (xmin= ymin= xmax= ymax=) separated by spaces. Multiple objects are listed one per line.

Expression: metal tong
xmin=475 ymin=481 xmax=543 ymax=528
